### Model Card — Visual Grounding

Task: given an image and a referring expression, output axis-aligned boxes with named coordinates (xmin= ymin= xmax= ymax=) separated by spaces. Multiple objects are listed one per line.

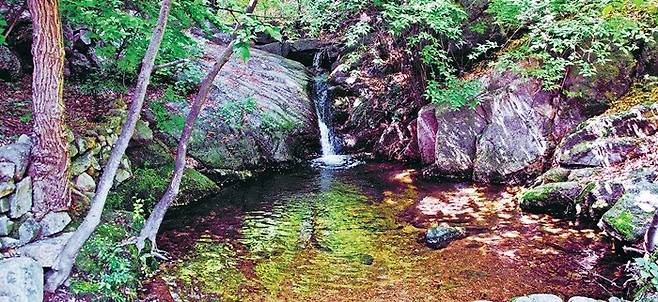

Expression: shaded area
xmin=142 ymin=163 xmax=627 ymax=301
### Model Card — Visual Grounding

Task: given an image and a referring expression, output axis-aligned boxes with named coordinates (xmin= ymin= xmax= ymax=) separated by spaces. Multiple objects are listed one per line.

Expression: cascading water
xmin=314 ymin=73 xmax=338 ymax=157
xmin=311 ymin=51 xmax=360 ymax=169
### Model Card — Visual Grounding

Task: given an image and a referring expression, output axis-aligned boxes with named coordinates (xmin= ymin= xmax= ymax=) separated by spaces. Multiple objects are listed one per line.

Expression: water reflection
xmin=147 ymin=163 xmax=627 ymax=302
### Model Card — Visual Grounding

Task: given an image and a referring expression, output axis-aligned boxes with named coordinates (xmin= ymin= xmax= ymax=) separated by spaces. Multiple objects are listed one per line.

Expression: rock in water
xmin=425 ymin=226 xmax=465 ymax=249
xmin=599 ymin=182 xmax=658 ymax=243
xmin=0 ymin=257 xmax=43 ymax=302
xmin=519 ymin=182 xmax=584 ymax=218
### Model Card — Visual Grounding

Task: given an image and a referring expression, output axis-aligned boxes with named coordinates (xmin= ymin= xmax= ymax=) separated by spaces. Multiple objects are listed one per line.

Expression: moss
xmin=107 ymin=164 xmax=218 ymax=212
xmin=609 ymin=210 xmax=635 ymax=240
xmin=521 ymin=186 xmax=551 ymax=203
xmin=575 ymin=182 xmax=595 ymax=206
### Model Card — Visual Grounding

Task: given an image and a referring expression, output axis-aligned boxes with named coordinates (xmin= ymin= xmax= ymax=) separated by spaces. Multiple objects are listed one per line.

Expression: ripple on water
xmin=145 ymin=163 xmax=628 ymax=302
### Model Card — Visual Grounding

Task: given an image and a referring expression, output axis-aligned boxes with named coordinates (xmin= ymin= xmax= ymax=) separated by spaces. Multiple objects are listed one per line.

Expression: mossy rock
xmin=520 ymin=181 xmax=586 ymax=218
xmin=537 ymin=167 xmax=571 ymax=184
xmin=599 ymin=182 xmax=658 ymax=243
xmin=109 ymin=139 xmax=218 ymax=212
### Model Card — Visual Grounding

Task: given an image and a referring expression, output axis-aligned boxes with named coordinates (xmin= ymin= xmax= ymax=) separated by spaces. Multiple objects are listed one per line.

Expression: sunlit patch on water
xmin=144 ymin=163 xmax=629 ymax=302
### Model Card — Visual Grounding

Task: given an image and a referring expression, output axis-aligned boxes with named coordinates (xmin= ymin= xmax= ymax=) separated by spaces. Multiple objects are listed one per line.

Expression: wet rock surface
xmin=425 ymin=225 xmax=466 ymax=249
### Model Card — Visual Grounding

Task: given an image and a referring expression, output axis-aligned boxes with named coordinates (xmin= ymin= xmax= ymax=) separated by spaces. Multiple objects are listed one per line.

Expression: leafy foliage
xmin=70 ymin=215 xmax=157 ymax=302
xmin=630 ymin=252 xmax=658 ymax=301
xmin=485 ymin=0 xmax=658 ymax=90
xmin=0 ymin=14 xmax=7 ymax=45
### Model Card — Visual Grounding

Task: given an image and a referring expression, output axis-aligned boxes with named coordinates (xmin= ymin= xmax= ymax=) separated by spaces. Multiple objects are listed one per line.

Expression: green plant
xmin=218 ymin=97 xmax=258 ymax=130
xmin=150 ymin=101 xmax=185 ymax=134
xmin=260 ymin=111 xmax=301 ymax=138
xmin=630 ymin=252 xmax=658 ymax=301
xmin=485 ymin=0 xmax=658 ymax=91
xmin=425 ymin=77 xmax=482 ymax=108
xmin=70 ymin=223 xmax=140 ymax=302
xmin=0 ymin=14 xmax=7 ymax=45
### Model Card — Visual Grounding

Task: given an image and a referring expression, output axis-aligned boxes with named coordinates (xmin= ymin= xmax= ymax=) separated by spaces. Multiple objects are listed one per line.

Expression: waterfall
xmin=311 ymin=51 xmax=361 ymax=169
xmin=314 ymin=73 xmax=337 ymax=157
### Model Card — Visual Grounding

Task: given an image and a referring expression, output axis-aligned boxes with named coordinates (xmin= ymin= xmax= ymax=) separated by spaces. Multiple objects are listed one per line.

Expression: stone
xmin=432 ymin=103 xmax=487 ymax=177
xmin=0 ymin=236 xmax=19 ymax=249
xmin=585 ymin=181 xmax=625 ymax=221
xmin=0 ymin=45 xmax=22 ymax=80
xmin=75 ymin=172 xmax=96 ymax=192
xmin=132 ymin=119 xmax=154 ymax=143
xmin=0 ymin=198 xmax=8 ymax=213
xmin=556 ymin=104 xmax=658 ymax=167
xmin=599 ymin=182 xmax=658 ymax=243
xmin=0 ymin=257 xmax=43 ymax=302
xmin=417 ymin=105 xmax=438 ymax=165
xmin=535 ymin=167 xmax=571 ymax=185
xmin=71 ymin=151 xmax=94 ymax=176
xmin=114 ymin=168 xmax=132 ymax=186
xmin=425 ymin=226 xmax=466 ymax=249
xmin=18 ymin=232 xmax=73 ymax=267
xmin=9 ymin=177 xmax=32 ymax=219
xmin=68 ymin=143 xmax=79 ymax=158
xmin=165 ymin=34 xmax=316 ymax=171
xmin=473 ymin=72 xmax=555 ymax=184
xmin=568 ymin=297 xmax=603 ymax=302
xmin=40 ymin=212 xmax=71 ymax=236
xmin=513 ymin=294 xmax=563 ymax=302
xmin=520 ymin=182 xmax=585 ymax=218
xmin=0 ymin=134 xmax=32 ymax=179
xmin=0 ymin=215 xmax=14 ymax=236
xmin=18 ymin=217 xmax=41 ymax=244
xmin=0 ymin=181 xmax=14 ymax=198
xmin=0 ymin=162 xmax=15 ymax=182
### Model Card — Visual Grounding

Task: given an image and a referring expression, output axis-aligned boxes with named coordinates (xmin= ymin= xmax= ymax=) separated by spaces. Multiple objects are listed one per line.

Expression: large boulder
xmin=164 ymin=36 xmax=317 ymax=172
xmin=556 ymin=104 xmax=658 ymax=167
xmin=0 ymin=257 xmax=43 ymax=302
xmin=599 ymin=182 xmax=658 ymax=243
xmin=473 ymin=72 xmax=556 ymax=183
xmin=520 ymin=182 xmax=585 ymax=218
xmin=431 ymin=103 xmax=487 ymax=177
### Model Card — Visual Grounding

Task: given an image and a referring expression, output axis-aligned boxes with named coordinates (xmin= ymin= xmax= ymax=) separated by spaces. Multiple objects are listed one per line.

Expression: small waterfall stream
xmin=311 ymin=51 xmax=361 ymax=169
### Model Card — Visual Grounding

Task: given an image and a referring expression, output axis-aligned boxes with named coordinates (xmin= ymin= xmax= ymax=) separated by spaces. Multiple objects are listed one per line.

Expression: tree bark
xmin=44 ymin=0 xmax=173 ymax=292
xmin=136 ymin=0 xmax=259 ymax=251
xmin=28 ymin=0 xmax=70 ymax=217
xmin=645 ymin=210 xmax=658 ymax=254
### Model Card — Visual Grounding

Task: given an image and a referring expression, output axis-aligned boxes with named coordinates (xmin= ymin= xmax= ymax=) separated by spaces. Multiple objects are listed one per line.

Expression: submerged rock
xmin=425 ymin=226 xmax=465 ymax=249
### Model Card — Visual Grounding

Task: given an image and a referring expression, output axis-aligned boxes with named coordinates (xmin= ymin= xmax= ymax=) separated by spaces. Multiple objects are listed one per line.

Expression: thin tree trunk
xmin=44 ymin=0 xmax=173 ymax=292
xmin=28 ymin=0 xmax=70 ymax=217
xmin=136 ymin=0 xmax=259 ymax=251
xmin=645 ymin=210 xmax=658 ymax=253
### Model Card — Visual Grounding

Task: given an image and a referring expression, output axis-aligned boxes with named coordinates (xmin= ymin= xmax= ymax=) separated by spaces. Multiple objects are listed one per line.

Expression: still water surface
xmin=144 ymin=163 xmax=626 ymax=301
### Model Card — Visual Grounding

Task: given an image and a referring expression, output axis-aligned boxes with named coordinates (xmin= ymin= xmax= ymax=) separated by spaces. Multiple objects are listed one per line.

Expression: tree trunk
xmin=44 ymin=0 xmax=173 ymax=292
xmin=136 ymin=0 xmax=259 ymax=251
xmin=645 ymin=210 xmax=658 ymax=253
xmin=28 ymin=0 xmax=70 ymax=217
